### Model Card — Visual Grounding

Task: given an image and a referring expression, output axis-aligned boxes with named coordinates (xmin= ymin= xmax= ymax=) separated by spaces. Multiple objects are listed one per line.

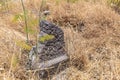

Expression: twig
xmin=39 ymin=0 xmax=45 ymax=22
xmin=36 ymin=0 xmax=45 ymax=53
xmin=20 ymin=0 xmax=29 ymax=43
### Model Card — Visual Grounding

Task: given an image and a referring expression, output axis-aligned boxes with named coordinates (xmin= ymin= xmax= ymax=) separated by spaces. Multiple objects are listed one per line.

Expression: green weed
xmin=39 ymin=34 xmax=55 ymax=43
xmin=16 ymin=40 xmax=32 ymax=50
xmin=108 ymin=0 xmax=120 ymax=7
xmin=11 ymin=53 xmax=19 ymax=69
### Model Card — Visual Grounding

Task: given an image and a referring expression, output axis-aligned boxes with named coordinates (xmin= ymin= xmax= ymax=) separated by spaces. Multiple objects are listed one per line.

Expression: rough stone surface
xmin=38 ymin=20 xmax=66 ymax=61
xmin=27 ymin=20 xmax=69 ymax=79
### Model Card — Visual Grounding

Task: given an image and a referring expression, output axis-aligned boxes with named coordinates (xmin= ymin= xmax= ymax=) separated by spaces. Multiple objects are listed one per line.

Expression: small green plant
xmin=16 ymin=40 xmax=32 ymax=50
xmin=0 ymin=0 xmax=9 ymax=12
xmin=11 ymin=53 xmax=19 ymax=69
xmin=39 ymin=34 xmax=55 ymax=43
xmin=13 ymin=12 xmax=38 ymax=35
xmin=108 ymin=0 xmax=120 ymax=7
xmin=12 ymin=13 xmax=24 ymax=22
xmin=108 ymin=0 xmax=120 ymax=14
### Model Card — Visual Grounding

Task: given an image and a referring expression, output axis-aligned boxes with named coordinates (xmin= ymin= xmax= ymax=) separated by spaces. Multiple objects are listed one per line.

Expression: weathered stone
xmin=27 ymin=20 xmax=69 ymax=79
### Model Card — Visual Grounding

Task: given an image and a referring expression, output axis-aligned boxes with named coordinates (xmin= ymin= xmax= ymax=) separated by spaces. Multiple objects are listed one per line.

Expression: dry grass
xmin=0 ymin=0 xmax=120 ymax=80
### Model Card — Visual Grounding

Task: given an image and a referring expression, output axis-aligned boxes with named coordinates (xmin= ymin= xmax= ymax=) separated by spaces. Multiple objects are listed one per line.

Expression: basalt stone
xmin=27 ymin=20 xmax=69 ymax=79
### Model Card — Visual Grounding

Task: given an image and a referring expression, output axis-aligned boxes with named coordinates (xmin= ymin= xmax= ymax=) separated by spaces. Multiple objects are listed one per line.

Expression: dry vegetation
xmin=0 ymin=0 xmax=120 ymax=80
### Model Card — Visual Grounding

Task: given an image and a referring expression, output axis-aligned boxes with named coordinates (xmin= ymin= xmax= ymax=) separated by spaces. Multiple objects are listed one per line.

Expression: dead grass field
xmin=0 ymin=0 xmax=120 ymax=80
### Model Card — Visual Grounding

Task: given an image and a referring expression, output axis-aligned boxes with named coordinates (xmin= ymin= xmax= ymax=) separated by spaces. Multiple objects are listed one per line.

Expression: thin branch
xmin=39 ymin=0 xmax=45 ymax=22
xmin=20 ymin=0 xmax=29 ymax=43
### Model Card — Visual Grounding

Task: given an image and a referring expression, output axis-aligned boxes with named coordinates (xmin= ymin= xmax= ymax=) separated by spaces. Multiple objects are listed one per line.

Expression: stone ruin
xmin=27 ymin=20 xmax=69 ymax=79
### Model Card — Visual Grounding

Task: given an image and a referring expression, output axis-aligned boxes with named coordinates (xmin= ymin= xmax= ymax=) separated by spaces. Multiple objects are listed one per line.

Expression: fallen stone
xmin=27 ymin=20 xmax=69 ymax=79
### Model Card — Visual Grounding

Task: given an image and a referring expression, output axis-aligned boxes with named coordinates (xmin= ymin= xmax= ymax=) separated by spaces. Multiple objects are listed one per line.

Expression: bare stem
xmin=36 ymin=0 xmax=45 ymax=51
xmin=39 ymin=0 xmax=46 ymax=22
xmin=20 ymin=0 xmax=29 ymax=43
